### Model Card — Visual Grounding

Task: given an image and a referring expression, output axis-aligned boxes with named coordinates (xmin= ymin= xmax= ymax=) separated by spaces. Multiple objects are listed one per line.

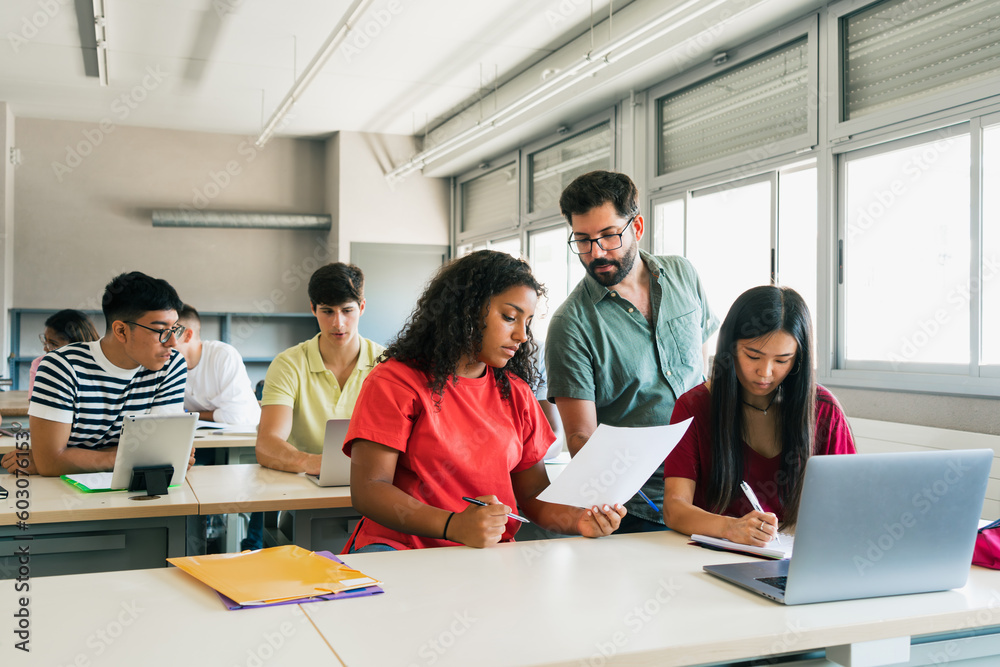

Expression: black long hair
xmin=382 ymin=250 xmax=544 ymax=406
xmin=707 ymin=286 xmax=815 ymax=529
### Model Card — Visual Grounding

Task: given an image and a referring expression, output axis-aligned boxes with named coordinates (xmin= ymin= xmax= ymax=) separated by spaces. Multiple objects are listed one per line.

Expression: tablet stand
xmin=128 ymin=465 xmax=174 ymax=497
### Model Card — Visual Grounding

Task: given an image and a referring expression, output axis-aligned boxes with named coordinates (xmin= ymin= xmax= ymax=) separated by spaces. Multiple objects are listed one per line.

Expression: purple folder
xmin=216 ymin=551 xmax=385 ymax=610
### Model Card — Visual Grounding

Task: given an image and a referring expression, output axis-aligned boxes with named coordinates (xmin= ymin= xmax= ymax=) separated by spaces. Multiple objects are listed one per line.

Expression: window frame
xmin=823 ymin=117 xmax=1000 ymax=397
xmin=826 ymin=0 xmax=1000 ymax=142
xmin=646 ymin=14 xmax=819 ymax=192
xmin=520 ymin=109 xmax=617 ymax=225
xmin=454 ymin=150 xmax=520 ymax=246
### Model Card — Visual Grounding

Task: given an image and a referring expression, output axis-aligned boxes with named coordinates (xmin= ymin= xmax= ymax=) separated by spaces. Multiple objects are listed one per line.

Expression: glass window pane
xmin=529 ymin=124 xmax=612 ymax=213
xmin=529 ymin=227 xmax=572 ymax=342
xmin=461 ymin=164 xmax=517 ymax=234
xmin=489 ymin=237 xmax=521 ymax=258
xmin=982 ymin=124 xmax=1000 ymax=365
xmin=843 ymin=133 xmax=970 ymax=364
xmin=842 ymin=0 xmax=1000 ymax=120
xmin=777 ymin=166 xmax=818 ymax=336
xmin=658 ymin=39 xmax=809 ymax=175
xmin=653 ymin=199 xmax=685 ymax=256
xmin=687 ymin=180 xmax=772 ymax=350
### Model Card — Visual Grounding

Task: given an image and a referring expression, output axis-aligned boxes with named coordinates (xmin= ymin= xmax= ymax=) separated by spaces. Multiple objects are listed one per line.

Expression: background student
xmin=663 ymin=285 xmax=856 ymax=546
xmin=175 ymin=304 xmax=260 ymax=426
xmin=343 ymin=250 xmax=625 ymax=553
xmin=255 ymin=262 xmax=384 ymax=475
xmin=248 ymin=263 xmax=382 ymax=551
xmin=28 ymin=309 xmax=100 ymax=397
xmin=2 ymin=272 xmax=189 ymax=476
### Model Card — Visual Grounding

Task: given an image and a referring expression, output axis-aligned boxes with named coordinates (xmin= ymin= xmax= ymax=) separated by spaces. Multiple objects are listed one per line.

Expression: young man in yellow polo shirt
xmin=256 ymin=263 xmax=384 ymax=475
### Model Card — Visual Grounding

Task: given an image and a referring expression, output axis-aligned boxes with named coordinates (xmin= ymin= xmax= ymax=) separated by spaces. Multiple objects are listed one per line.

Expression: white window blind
xmin=657 ymin=38 xmax=810 ymax=175
xmin=529 ymin=124 xmax=612 ymax=213
xmin=842 ymin=0 xmax=1000 ymax=120
xmin=461 ymin=163 xmax=517 ymax=235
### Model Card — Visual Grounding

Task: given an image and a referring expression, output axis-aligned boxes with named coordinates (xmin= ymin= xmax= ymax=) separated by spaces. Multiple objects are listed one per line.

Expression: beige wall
xmin=834 ymin=388 xmax=1000 ymax=436
xmin=14 ymin=118 xmax=329 ymax=313
xmin=336 ymin=132 xmax=450 ymax=263
xmin=10 ymin=120 xmax=447 ymax=316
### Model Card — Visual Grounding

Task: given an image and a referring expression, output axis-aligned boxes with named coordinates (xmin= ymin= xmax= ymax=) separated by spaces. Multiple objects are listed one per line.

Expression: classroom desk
xmin=309 ymin=531 xmax=1000 ymax=667
xmin=0 ymin=431 xmax=257 ymax=462
xmin=186 ymin=464 xmax=356 ymax=552
xmin=0 ymin=566 xmax=341 ymax=666
xmin=0 ymin=390 xmax=29 ymax=419
xmin=192 ymin=430 xmax=257 ymax=464
xmin=0 ymin=476 xmax=198 ymax=578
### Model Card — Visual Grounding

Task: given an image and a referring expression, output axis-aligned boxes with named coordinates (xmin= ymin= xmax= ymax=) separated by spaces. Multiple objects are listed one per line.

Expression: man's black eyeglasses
xmin=125 ymin=321 xmax=186 ymax=344
xmin=567 ymin=213 xmax=637 ymax=255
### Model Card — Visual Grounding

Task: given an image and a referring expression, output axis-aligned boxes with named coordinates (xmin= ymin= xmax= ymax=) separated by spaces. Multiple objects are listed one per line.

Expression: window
xmin=458 ymin=160 xmax=518 ymax=238
xmin=840 ymin=128 xmax=971 ymax=369
xmin=982 ymin=122 xmax=1000 ymax=366
xmin=651 ymin=164 xmax=818 ymax=350
xmin=528 ymin=123 xmax=612 ymax=215
xmin=528 ymin=226 xmax=583 ymax=341
xmin=648 ymin=15 xmax=818 ymax=188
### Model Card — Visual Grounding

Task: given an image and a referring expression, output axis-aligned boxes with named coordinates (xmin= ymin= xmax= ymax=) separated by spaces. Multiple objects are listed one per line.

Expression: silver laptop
xmin=306 ymin=419 xmax=352 ymax=487
xmin=704 ymin=449 xmax=992 ymax=605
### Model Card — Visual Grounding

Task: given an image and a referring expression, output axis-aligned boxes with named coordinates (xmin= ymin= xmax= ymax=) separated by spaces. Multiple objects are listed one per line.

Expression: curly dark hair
xmin=383 ymin=250 xmax=545 ymax=406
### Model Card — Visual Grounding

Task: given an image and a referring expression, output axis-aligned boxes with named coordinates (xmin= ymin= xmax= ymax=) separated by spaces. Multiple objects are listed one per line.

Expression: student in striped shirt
xmin=1 ymin=272 xmax=190 ymax=476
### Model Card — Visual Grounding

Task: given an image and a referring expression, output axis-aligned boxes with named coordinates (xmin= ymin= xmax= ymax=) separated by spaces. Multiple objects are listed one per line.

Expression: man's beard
xmin=584 ymin=241 xmax=639 ymax=287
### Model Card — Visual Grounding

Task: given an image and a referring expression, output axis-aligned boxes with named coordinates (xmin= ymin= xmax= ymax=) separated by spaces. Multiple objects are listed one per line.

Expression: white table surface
xmin=309 ymin=530 xmax=1000 ymax=667
xmin=0 ymin=566 xmax=342 ymax=666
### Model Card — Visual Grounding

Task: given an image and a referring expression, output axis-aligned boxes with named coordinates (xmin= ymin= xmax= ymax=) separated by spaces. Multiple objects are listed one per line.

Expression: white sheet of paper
xmin=537 ymin=418 xmax=692 ymax=508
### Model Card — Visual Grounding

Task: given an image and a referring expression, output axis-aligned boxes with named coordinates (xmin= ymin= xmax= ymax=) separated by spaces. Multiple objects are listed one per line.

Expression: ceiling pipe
xmin=385 ymin=0 xmax=734 ymax=183
xmin=255 ymin=0 xmax=377 ymax=149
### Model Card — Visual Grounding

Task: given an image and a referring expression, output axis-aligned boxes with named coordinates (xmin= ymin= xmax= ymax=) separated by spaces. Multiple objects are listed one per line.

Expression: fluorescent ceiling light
xmin=255 ymin=0 xmax=377 ymax=148
xmin=385 ymin=0 xmax=735 ymax=183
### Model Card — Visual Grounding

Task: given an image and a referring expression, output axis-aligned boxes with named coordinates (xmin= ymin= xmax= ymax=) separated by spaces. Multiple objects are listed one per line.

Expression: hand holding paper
xmin=537 ymin=418 xmax=692 ymax=508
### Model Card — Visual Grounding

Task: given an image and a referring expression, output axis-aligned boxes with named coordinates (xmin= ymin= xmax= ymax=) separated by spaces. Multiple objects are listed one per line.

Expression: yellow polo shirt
xmin=261 ymin=334 xmax=385 ymax=454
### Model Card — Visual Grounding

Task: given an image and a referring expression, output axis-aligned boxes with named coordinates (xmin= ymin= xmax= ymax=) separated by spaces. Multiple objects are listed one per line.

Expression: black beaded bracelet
xmin=443 ymin=511 xmax=456 ymax=541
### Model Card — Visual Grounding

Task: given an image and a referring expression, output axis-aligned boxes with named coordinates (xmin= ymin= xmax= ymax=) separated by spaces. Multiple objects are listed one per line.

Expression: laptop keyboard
xmin=756 ymin=576 xmax=787 ymax=592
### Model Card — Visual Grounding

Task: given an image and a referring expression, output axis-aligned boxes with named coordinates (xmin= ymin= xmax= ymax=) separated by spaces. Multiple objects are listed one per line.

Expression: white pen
xmin=740 ymin=480 xmax=779 ymax=544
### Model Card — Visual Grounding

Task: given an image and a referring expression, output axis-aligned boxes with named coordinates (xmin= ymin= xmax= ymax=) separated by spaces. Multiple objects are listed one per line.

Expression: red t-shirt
xmin=343 ymin=359 xmax=554 ymax=551
xmin=663 ymin=383 xmax=856 ymax=520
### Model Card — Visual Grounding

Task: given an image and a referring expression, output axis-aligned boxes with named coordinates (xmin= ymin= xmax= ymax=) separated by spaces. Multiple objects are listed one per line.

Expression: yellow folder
xmin=167 ymin=545 xmax=381 ymax=605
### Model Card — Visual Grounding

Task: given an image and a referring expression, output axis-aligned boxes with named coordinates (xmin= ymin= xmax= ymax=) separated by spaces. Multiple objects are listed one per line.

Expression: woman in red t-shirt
xmin=343 ymin=250 xmax=626 ymax=552
xmin=663 ymin=285 xmax=855 ymax=547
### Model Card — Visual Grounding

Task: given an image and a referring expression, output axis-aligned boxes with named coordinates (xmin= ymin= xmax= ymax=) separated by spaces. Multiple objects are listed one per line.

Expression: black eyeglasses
xmin=567 ymin=213 xmax=637 ymax=255
xmin=125 ymin=321 xmax=186 ymax=344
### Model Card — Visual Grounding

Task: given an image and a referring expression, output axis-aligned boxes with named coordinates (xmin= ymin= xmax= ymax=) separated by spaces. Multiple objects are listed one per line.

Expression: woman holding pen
xmin=662 ymin=286 xmax=855 ymax=547
xmin=342 ymin=250 xmax=625 ymax=553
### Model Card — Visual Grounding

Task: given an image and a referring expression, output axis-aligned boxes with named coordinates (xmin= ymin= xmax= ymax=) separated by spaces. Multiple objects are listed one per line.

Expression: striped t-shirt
xmin=29 ymin=340 xmax=187 ymax=449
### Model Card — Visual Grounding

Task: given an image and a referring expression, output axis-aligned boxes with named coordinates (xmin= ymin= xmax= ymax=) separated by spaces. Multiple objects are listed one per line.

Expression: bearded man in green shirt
xmin=545 ymin=170 xmax=719 ymax=533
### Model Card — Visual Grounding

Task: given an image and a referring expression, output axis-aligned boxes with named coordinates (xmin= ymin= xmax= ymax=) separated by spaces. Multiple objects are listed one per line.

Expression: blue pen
xmin=637 ymin=489 xmax=660 ymax=513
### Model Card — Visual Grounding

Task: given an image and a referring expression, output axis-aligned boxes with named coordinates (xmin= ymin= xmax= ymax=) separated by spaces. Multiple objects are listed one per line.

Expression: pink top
xmin=664 ymin=383 xmax=856 ymax=520
xmin=27 ymin=355 xmax=44 ymax=398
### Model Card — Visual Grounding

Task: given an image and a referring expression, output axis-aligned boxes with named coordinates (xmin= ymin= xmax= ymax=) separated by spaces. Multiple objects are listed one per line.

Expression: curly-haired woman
xmin=342 ymin=250 xmax=626 ymax=553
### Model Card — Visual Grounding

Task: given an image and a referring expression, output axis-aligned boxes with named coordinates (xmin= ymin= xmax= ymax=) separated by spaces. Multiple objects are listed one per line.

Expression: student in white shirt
xmin=174 ymin=305 xmax=261 ymax=427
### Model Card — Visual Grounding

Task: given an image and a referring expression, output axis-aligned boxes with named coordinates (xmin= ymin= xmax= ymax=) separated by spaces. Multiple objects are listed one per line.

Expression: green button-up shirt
xmin=545 ymin=250 xmax=719 ymax=523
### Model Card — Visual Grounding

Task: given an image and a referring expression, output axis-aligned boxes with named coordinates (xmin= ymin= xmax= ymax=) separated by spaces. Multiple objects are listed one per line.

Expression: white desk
xmin=0 ymin=567 xmax=342 ymax=666
xmin=311 ymin=531 xmax=1000 ymax=667
xmin=186 ymin=464 xmax=356 ymax=552
xmin=0 ymin=476 xmax=198 ymax=578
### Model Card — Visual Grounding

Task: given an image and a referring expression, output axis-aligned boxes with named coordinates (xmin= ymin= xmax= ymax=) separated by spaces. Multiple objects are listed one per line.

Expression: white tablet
xmin=108 ymin=412 xmax=198 ymax=490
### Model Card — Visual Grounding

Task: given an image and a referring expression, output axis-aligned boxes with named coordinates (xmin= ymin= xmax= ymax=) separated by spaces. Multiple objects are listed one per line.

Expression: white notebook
xmin=691 ymin=533 xmax=794 ymax=560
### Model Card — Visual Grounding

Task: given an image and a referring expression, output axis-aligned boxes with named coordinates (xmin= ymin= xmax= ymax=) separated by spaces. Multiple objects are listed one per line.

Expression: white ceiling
xmin=0 ymin=0 xmax=626 ymax=139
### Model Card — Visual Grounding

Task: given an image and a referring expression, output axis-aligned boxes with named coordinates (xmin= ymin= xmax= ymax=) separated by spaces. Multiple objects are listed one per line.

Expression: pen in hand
xmin=740 ymin=481 xmax=780 ymax=544
xmin=637 ymin=489 xmax=660 ymax=513
xmin=461 ymin=496 xmax=530 ymax=523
